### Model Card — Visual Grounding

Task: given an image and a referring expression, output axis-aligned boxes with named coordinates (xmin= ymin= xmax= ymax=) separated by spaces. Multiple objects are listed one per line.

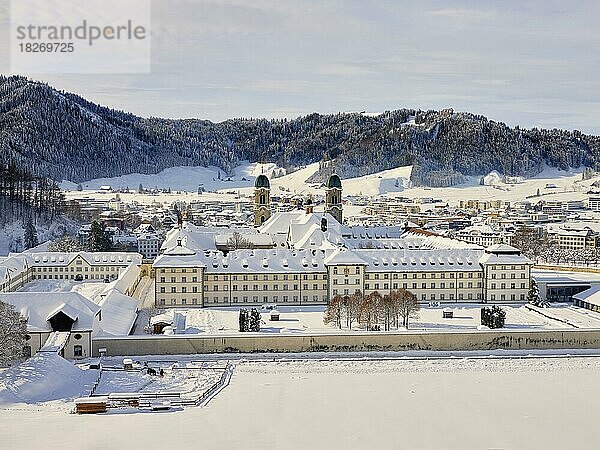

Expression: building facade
xmin=153 ymin=242 xmax=533 ymax=307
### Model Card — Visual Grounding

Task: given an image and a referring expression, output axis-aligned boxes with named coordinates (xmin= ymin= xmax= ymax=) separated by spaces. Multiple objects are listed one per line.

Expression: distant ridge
xmin=1 ymin=75 xmax=599 ymax=187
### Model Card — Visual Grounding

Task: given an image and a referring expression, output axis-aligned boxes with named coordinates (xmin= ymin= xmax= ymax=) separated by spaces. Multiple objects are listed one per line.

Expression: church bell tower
xmin=254 ymin=174 xmax=271 ymax=226
xmin=325 ymin=173 xmax=343 ymax=224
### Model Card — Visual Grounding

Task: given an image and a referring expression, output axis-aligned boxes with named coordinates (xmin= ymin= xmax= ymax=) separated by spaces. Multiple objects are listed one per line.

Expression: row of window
xmin=490 ymin=293 xmax=526 ymax=301
xmin=35 ymin=274 xmax=116 ymax=281
xmin=365 ymin=272 xmax=482 ymax=280
xmin=330 ymin=289 xmax=483 ymax=301
xmin=490 ymin=273 xmax=526 ymax=279
xmin=157 ymin=294 xmax=327 ymax=306
xmin=364 ymin=281 xmax=482 ymax=290
xmin=34 ymin=266 xmax=120 ymax=272
xmin=160 ymin=283 xmax=326 ymax=293
xmin=490 ymin=283 xmax=526 ymax=290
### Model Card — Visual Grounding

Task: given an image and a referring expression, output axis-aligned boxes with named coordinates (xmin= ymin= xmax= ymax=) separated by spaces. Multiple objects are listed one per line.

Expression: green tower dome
xmin=255 ymin=174 xmax=270 ymax=189
xmin=327 ymin=174 xmax=342 ymax=189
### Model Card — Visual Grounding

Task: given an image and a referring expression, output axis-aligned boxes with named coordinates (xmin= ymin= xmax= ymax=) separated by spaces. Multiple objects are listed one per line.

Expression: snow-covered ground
xmin=0 ymin=353 xmax=98 ymax=406
xmin=92 ymin=360 xmax=223 ymax=397
xmin=134 ymin=303 xmax=589 ymax=336
xmin=527 ymin=303 xmax=600 ymax=328
xmin=2 ymin=355 xmax=600 ymax=449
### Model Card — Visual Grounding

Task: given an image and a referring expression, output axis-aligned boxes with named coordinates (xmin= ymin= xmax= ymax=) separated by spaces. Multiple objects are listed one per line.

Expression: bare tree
xmin=396 ymin=289 xmax=420 ymax=329
xmin=324 ymin=295 xmax=344 ymax=329
xmin=227 ymin=232 xmax=254 ymax=251
xmin=360 ymin=291 xmax=383 ymax=331
xmin=0 ymin=300 xmax=27 ymax=366
xmin=344 ymin=292 xmax=363 ymax=330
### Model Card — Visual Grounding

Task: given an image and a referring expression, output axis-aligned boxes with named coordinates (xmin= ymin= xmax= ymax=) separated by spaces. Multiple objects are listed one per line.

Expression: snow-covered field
xmin=2 ymin=355 xmax=600 ymax=449
xmin=135 ymin=303 xmax=594 ymax=335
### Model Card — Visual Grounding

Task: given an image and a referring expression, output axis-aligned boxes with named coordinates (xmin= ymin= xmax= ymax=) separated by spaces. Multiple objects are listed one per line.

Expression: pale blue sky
xmin=2 ymin=0 xmax=600 ymax=133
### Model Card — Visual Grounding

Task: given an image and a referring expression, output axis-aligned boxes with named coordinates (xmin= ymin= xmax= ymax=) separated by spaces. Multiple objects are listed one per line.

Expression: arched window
xmin=260 ymin=194 xmax=266 ymax=205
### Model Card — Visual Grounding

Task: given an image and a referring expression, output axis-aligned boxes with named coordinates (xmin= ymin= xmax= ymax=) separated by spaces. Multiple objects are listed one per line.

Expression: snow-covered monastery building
xmin=153 ymin=175 xmax=532 ymax=308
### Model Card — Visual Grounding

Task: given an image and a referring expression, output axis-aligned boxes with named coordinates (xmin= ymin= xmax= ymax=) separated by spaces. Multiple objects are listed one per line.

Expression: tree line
xmin=324 ymin=289 xmax=420 ymax=331
xmin=2 ymin=75 xmax=600 ymax=188
xmin=0 ymin=161 xmax=65 ymax=237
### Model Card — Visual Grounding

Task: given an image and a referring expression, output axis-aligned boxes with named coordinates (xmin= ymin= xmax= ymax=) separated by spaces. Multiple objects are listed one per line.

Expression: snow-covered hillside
xmin=0 ymin=218 xmax=79 ymax=257
xmin=60 ymin=162 xmax=284 ymax=192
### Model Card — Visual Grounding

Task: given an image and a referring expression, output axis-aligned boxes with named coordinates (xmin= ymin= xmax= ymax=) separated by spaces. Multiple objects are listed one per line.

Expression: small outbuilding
xmin=75 ymin=396 xmax=108 ymax=414
xmin=270 ymin=308 xmax=280 ymax=321
xmin=123 ymin=358 xmax=134 ymax=371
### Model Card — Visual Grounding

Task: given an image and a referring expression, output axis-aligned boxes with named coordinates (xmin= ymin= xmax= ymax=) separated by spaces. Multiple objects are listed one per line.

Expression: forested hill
xmin=1 ymin=75 xmax=599 ymax=187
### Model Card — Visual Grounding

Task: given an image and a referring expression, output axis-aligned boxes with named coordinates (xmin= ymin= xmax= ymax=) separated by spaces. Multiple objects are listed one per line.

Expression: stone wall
xmin=93 ymin=329 xmax=600 ymax=356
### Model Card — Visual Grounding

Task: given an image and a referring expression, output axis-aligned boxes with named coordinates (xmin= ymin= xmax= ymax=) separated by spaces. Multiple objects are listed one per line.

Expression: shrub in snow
xmin=481 ymin=305 xmax=506 ymax=329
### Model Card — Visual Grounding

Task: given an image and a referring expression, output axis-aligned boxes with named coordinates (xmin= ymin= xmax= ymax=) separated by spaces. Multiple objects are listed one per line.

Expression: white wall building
xmin=137 ymin=234 xmax=162 ymax=259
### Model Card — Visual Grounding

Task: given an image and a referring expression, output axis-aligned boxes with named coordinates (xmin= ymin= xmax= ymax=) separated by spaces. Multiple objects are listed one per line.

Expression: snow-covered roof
xmin=0 ymin=254 xmax=29 ymax=285
xmin=154 ymin=248 xmax=328 ymax=273
xmin=163 ymin=243 xmax=197 ymax=256
xmin=214 ymin=233 xmax=274 ymax=247
xmin=401 ymin=229 xmax=483 ymax=250
xmin=26 ymin=252 xmax=142 ymax=267
xmin=324 ymin=248 xmax=368 ymax=266
xmin=161 ymin=222 xmax=257 ymax=251
xmin=573 ymin=285 xmax=600 ymax=307
xmin=355 ymin=249 xmax=484 ymax=272
xmin=94 ymin=289 xmax=139 ymax=336
xmin=101 ymin=263 xmax=141 ymax=297
xmin=485 ymin=243 xmax=521 ymax=254
xmin=0 ymin=292 xmax=100 ymax=332
xmin=478 ymin=246 xmax=532 ymax=266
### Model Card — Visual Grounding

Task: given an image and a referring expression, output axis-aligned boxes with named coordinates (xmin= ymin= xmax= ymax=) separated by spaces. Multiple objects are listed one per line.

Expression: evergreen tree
xmin=238 ymin=309 xmax=249 ymax=332
xmin=527 ymin=279 xmax=549 ymax=307
xmin=249 ymin=308 xmax=261 ymax=332
xmin=87 ymin=220 xmax=112 ymax=252
xmin=527 ymin=279 xmax=541 ymax=305
xmin=23 ymin=217 xmax=39 ymax=250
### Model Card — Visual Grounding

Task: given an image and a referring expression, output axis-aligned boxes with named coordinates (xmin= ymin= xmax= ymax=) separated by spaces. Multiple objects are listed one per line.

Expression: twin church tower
xmin=253 ymin=173 xmax=343 ymax=226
